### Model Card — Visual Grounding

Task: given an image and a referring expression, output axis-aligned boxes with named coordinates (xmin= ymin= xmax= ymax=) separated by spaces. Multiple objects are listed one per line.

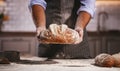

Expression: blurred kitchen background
xmin=0 ymin=0 xmax=120 ymax=58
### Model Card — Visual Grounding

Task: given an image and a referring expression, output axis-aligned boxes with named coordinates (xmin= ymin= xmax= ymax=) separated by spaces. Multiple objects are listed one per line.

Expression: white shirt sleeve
xmin=30 ymin=0 xmax=47 ymax=10
xmin=77 ymin=0 xmax=96 ymax=17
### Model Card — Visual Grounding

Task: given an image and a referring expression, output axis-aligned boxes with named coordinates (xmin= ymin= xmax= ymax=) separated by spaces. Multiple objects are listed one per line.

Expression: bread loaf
xmin=0 ymin=57 xmax=10 ymax=64
xmin=39 ymin=24 xmax=81 ymax=44
xmin=95 ymin=53 xmax=115 ymax=67
xmin=112 ymin=53 xmax=120 ymax=67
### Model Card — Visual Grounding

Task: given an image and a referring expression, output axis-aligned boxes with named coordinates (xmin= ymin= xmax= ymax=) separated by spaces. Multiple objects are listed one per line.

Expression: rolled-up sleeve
xmin=30 ymin=0 xmax=47 ymax=10
xmin=77 ymin=0 xmax=96 ymax=17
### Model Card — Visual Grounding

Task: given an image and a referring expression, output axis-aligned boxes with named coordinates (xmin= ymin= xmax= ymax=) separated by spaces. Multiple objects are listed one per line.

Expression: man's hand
xmin=74 ymin=11 xmax=91 ymax=44
xmin=74 ymin=27 xmax=83 ymax=44
xmin=36 ymin=26 xmax=46 ymax=38
xmin=32 ymin=5 xmax=46 ymax=38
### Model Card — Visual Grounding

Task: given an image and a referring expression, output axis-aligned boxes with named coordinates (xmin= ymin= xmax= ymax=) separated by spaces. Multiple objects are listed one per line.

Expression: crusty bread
xmin=39 ymin=24 xmax=81 ymax=44
xmin=95 ymin=53 xmax=115 ymax=67
xmin=0 ymin=57 xmax=10 ymax=64
xmin=112 ymin=53 xmax=120 ymax=67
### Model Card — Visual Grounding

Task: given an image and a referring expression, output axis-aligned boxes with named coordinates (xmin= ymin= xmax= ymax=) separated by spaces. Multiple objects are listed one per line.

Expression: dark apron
xmin=38 ymin=0 xmax=91 ymax=59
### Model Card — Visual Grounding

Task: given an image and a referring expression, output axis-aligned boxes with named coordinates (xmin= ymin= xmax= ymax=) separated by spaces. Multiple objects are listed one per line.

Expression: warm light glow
xmin=0 ymin=0 xmax=6 ymax=6
xmin=96 ymin=0 xmax=120 ymax=6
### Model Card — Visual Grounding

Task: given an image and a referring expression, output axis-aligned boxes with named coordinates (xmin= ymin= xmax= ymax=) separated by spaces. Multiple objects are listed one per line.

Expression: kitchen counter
xmin=0 ymin=32 xmax=36 ymax=37
xmin=0 ymin=56 xmax=120 ymax=71
xmin=87 ymin=31 xmax=120 ymax=36
xmin=0 ymin=32 xmax=37 ymax=56
xmin=87 ymin=31 xmax=120 ymax=57
xmin=0 ymin=31 xmax=120 ymax=37
xmin=0 ymin=31 xmax=120 ymax=57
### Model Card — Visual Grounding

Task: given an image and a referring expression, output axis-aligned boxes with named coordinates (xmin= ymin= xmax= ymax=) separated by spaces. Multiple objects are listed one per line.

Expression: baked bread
xmin=39 ymin=24 xmax=81 ymax=44
xmin=0 ymin=57 xmax=10 ymax=64
xmin=112 ymin=53 xmax=120 ymax=67
xmin=95 ymin=53 xmax=115 ymax=67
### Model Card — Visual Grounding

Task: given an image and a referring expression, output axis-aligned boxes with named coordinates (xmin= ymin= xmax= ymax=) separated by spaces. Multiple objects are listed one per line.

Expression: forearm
xmin=75 ymin=11 xmax=91 ymax=29
xmin=32 ymin=5 xmax=46 ymax=28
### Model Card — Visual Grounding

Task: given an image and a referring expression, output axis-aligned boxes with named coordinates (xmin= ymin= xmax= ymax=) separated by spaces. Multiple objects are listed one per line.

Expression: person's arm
xmin=30 ymin=0 xmax=47 ymax=36
xmin=75 ymin=11 xmax=91 ymax=30
xmin=32 ymin=5 xmax=46 ymax=36
xmin=75 ymin=0 xmax=96 ymax=44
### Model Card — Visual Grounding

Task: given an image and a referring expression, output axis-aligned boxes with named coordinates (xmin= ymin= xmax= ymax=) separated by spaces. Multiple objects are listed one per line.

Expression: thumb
xmin=74 ymin=27 xmax=83 ymax=44
xmin=75 ymin=27 xmax=83 ymax=37
xmin=36 ymin=29 xmax=41 ymax=36
xmin=36 ymin=27 xmax=46 ymax=36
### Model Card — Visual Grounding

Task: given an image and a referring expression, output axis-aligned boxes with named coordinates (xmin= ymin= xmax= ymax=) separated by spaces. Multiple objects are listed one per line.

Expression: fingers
xmin=74 ymin=40 xmax=81 ymax=44
xmin=75 ymin=27 xmax=83 ymax=37
xmin=36 ymin=29 xmax=41 ymax=36
xmin=36 ymin=27 xmax=46 ymax=38
xmin=74 ymin=27 xmax=83 ymax=44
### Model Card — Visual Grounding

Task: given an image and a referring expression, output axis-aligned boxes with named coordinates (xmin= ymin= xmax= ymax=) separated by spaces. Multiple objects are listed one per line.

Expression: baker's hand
xmin=74 ymin=27 xmax=83 ymax=44
xmin=36 ymin=26 xmax=46 ymax=38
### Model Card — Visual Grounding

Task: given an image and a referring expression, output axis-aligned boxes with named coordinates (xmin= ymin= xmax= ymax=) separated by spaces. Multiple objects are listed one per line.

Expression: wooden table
xmin=0 ymin=56 xmax=120 ymax=71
